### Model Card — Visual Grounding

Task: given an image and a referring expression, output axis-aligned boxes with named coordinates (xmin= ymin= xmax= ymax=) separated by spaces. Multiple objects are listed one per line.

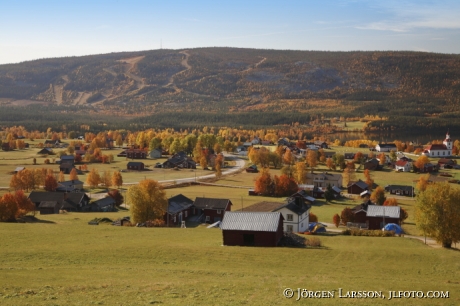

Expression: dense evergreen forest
xmin=1 ymin=48 xmax=460 ymax=133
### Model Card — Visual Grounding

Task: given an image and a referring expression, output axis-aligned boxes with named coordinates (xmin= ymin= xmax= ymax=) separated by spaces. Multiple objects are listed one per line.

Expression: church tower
xmin=443 ymin=129 xmax=453 ymax=151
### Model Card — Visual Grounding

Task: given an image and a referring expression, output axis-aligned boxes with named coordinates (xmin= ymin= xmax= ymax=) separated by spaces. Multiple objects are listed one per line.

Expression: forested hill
xmin=1 ymin=48 xmax=460 ymax=131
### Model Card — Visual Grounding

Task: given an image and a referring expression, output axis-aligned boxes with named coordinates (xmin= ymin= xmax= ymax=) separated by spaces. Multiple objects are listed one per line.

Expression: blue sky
xmin=1 ymin=0 xmax=460 ymax=64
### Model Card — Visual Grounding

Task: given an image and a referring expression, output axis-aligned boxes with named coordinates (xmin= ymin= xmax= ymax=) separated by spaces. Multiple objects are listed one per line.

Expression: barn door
xmin=243 ymin=234 xmax=255 ymax=246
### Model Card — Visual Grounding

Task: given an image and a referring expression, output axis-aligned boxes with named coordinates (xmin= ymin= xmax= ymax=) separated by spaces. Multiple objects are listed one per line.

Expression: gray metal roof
xmin=221 ymin=212 xmax=282 ymax=232
xmin=366 ymin=205 xmax=400 ymax=218
xmin=332 ymin=186 xmax=342 ymax=193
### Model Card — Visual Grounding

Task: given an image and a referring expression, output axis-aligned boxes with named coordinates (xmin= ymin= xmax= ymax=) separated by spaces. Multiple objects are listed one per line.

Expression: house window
xmin=217 ymin=210 xmax=221 ymax=214
xmin=287 ymin=214 xmax=293 ymax=221
xmin=286 ymin=225 xmax=294 ymax=232
xmin=185 ymin=211 xmax=188 ymax=218
xmin=173 ymin=215 xmax=176 ymax=223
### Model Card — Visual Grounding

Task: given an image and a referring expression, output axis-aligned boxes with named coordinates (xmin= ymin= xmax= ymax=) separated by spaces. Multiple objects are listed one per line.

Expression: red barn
xmin=221 ymin=212 xmax=284 ymax=247
xmin=347 ymin=180 xmax=369 ymax=195
xmin=366 ymin=205 xmax=400 ymax=230
xmin=193 ymin=197 xmax=232 ymax=223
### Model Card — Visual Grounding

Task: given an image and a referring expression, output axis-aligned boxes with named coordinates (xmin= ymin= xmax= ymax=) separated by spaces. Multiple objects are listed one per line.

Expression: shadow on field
xmin=17 ymin=216 xmax=56 ymax=224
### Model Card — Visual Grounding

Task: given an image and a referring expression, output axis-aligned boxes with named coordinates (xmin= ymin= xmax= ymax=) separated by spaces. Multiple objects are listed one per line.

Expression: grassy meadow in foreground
xmin=0 ymin=212 xmax=459 ymax=306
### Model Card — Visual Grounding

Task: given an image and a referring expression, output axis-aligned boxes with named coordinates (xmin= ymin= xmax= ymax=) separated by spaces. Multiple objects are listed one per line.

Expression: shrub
xmin=344 ymin=229 xmax=395 ymax=237
xmin=148 ymin=219 xmax=166 ymax=227
xmin=305 ymin=237 xmax=322 ymax=247
xmin=44 ymin=159 xmax=50 ymax=164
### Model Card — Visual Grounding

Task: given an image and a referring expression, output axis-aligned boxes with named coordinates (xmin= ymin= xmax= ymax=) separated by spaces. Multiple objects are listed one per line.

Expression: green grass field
xmin=1 ymin=142 xmax=460 ymax=305
xmin=0 ymin=212 xmax=459 ymax=305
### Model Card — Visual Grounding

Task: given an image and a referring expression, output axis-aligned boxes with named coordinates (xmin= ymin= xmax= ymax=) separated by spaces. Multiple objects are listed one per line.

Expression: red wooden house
xmin=126 ymin=149 xmax=147 ymax=159
xmin=164 ymin=194 xmax=194 ymax=226
xmin=193 ymin=197 xmax=232 ymax=223
xmin=347 ymin=180 xmax=369 ymax=195
xmin=221 ymin=212 xmax=284 ymax=247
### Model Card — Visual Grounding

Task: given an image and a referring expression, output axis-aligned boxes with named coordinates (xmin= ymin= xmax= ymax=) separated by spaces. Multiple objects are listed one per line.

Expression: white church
xmin=422 ymin=130 xmax=453 ymax=157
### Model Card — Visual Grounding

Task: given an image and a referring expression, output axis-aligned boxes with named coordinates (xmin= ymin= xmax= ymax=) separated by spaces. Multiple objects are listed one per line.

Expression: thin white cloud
xmin=356 ymin=1 xmax=460 ymax=32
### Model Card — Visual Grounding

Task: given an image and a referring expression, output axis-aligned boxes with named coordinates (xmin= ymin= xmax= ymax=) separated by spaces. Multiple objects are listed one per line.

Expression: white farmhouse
xmin=395 ymin=160 xmax=411 ymax=172
xmin=273 ymin=199 xmax=310 ymax=232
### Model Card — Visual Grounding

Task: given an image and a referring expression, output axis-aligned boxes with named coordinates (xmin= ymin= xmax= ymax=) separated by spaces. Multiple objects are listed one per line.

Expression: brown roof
xmin=238 ymin=201 xmax=284 ymax=212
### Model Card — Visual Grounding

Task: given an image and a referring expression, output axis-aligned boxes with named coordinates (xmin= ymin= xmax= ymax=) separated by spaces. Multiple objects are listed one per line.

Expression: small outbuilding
xmin=221 ymin=212 xmax=284 ymax=247
xmin=347 ymin=180 xmax=369 ymax=195
xmin=127 ymin=162 xmax=145 ymax=171
xmin=149 ymin=148 xmax=162 ymax=159
xmin=38 ymin=201 xmax=60 ymax=215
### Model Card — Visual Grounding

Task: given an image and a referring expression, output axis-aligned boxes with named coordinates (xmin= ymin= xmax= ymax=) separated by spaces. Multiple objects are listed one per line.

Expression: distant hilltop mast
xmin=160 ymin=39 xmax=162 ymax=49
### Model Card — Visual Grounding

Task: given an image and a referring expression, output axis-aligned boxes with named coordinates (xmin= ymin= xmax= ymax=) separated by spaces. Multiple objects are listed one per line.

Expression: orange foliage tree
xmin=340 ymin=207 xmax=355 ymax=224
xmin=69 ymin=168 xmax=79 ymax=181
xmin=363 ymin=169 xmax=374 ymax=191
xmin=254 ymin=168 xmax=273 ymax=196
xmin=332 ymin=213 xmax=341 ymax=228
xmin=44 ymin=174 xmax=58 ymax=191
xmin=0 ymin=190 xmax=35 ymax=221
xmin=309 ymin=212 xmax=318 ymax=223
xmin=274 ymin=174 xmax=298 ymax=197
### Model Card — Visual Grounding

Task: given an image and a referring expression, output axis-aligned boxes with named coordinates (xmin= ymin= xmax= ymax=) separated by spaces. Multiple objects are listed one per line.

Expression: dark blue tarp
xmin=383 ymin=223 xmax=403 ymax=234
xmin=308 ymin=222 xmax=327 ymax=233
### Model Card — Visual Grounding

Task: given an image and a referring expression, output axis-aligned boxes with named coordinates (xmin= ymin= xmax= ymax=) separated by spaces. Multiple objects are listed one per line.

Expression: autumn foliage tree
xmin=293 ymin=162 xmax=307 ymax=184
xmin=0 ymin=193 xmax=18 ymax=222
xmin=214 ymin=154 xmax=224 ymax=178
xmin=127 ymin=179 xmax=167 ymax=224
xmin=254 ymin=168 xmax=273 ymax=196
xmin=112 ymin=171 xmax=123 ymax=188
xmin=414 ymin=155 xmax=430 ymax=171
xmin=306 ymin=150 xmax=317 ymax=170
xmin=383 ymin=198 xmax=398 ymax=206
xmin=340 ymin=207 xmax=355 ymax=225
xmin=86 ymin=168 xmax=101 ymax=188
xmin=309 ymin=212 xmax=318 ymax=223
xmin=416 ymin=182 xmax=460 ymax=248
xmin=363 ymin=169 xmax=374 ymax=191
xmin=274 ymin=174 xmax=298 ymax=197
xmin=101 ymin=170 xmax=112 ymax=189
xmin=0 ymin=190 xmax=36 ymax=222
xmin=370 ymin=186 xmax=386 ymax=205
xmin=326 ymin=158 xmax=335 ymax=170
xmin=332 ymin=214 xmax=341 ymax=228
xmin=416 ymin=174 xmax=430 ymax=192
xmin=69 ymin=168 xmax=79 ymax=181
xmin=44 ymin=174 xmax=58 ymax=191
xmin=107 ymin=189 xmax=124 ymax=207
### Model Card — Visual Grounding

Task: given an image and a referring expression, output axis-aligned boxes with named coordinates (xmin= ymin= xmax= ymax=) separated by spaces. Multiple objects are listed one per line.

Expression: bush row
xmin=342 ymin=229 xmax=395 ymax=237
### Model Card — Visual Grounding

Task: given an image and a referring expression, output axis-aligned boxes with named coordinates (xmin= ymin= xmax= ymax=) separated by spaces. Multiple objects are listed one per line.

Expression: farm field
xmin=0 ymin=212 xmax=459 ymax=306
